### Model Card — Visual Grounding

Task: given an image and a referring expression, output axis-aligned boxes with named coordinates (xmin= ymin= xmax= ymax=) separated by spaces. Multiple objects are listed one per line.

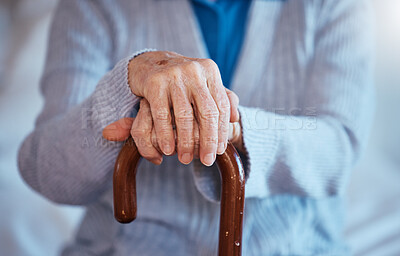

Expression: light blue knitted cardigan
xmin=18 ymin=0 xmax=374 ymax=255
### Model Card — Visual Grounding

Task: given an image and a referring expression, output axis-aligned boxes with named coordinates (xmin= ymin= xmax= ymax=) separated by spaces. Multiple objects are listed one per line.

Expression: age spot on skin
xmin=156 ymin=59 xmax=169 ymax=65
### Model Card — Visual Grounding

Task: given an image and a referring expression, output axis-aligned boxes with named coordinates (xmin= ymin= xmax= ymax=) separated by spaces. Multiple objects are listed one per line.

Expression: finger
xmin=190 ymin=82 xmax=219 ymax=166
xmin=170 ymin=83 xmax=195 ymax=165
xmin=151 ymin=126 xmax=162 ymax=153
xmin=148 ymin=84 xmax=175 ymax=156
xmin=202 ymin=59 xmax=230 ymax=155
xmin=131 ymin=99 xmax=163 ymax=165
xmin=225 ymin=88 xmax=240 ymax=123
xmin=229 ymin=121 xmax=244 ymax=153
xmin=149 ymin=121 xmax=177 ymax=155
xmin=229 ymin=121 xmax=240 ymax=141
xmin=193 ymin=119 xmax=200 ymax=158
xmin=102 ymin=117 xmax=134 ymax=141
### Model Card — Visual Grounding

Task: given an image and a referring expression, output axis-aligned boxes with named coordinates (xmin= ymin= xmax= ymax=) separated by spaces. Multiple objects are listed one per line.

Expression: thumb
xmin=102 ymin=117 xmax=134 ymax=141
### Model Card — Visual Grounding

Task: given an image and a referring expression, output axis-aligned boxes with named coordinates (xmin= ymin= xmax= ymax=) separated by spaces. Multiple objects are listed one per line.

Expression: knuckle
xmin=175 ymin=109 xmax=194 ymax=124
xmin=199 ymin=107 xmax=219 ymax=122
xmin=167 ymin=66 xmax=182 ymax=80
xmin=201 ymin=136 xmax=218 ymax=148
xmin=184 ymin=65 xmax=203 ymax=86
xmin=154 ymin=108 xmax=171 ymax=122
xmin=185 ymin=60 xmax=202 ymax=72
xmin=201 ymin=58 xmax=217 ymax=69
xmin=177 ymin=137 xmax=193 ymax=150
xmin=219 ymin=103 xmax=231 ymax=115
xmin=219 ymin=114 xmax=230 ymax=128
xmin=139 ymin=105 xmax=152 ymax=117
xmin=157 ymin=126 xmax=172 ymax=137
xmin=140 ymin=98 xmax=150 ymax=108
xmin=219 ymin=116 xmax=229 ymax=129
xmin=170 ymin=84 xmax=188 ymax=99
xmin=145 ymin=76 xmax=165 ymax=98
xmin=147 ymin=73 xmax=165 ymax=87
xmin=131 ymin=128 xmax=147 ymax=138
xmin=203 ymin=59 xmax=220 ymax=74
xmin=177 ymin=126 xmax=193 ymax=136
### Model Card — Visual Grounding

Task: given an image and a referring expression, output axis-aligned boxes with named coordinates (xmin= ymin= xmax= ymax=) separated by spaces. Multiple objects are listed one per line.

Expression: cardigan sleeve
xmin=193 ymin=0 xmax=375 ymax=201
xmin=18 ymin=0 xmax=141 ymax=205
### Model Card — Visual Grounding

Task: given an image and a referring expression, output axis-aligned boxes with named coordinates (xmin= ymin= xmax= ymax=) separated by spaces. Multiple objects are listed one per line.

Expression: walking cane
xmin=113 ymin=137 xmax=245 ymax=256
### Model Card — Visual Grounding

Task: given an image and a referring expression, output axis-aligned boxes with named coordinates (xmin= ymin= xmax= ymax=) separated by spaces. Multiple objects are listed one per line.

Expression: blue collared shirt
xmin=191 ymin=0 xmax=251 ymax=88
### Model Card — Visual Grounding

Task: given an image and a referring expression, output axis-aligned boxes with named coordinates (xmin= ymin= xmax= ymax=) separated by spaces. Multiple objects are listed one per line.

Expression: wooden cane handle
xmin=113 ymin=137 xmax=245 ymax=256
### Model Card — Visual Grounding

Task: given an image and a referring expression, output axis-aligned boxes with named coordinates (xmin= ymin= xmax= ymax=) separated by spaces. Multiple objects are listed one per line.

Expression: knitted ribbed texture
xmin=18 ymin=0 xmax=374 ymax=255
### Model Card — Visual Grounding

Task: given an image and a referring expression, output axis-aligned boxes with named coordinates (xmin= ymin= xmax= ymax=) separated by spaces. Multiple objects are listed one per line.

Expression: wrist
xmin=127 ymin=48 xmax=157 ymax=96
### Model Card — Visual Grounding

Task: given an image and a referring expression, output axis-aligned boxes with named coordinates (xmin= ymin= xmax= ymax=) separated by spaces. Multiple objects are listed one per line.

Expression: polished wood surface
xmin=113 ymin=137 xmax=245 ymax=256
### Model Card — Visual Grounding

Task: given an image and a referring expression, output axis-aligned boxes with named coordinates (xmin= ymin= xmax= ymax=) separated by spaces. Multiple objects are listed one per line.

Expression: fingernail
xmin=181 ymin=153 xmax=192 ymax=165
xmin=204 ymin=153 xmax=215 ymax=166
xmin=163 ymin=143 xmax=173 ymax=155
xmin=217 ymin=142 xmax=225 ymax=155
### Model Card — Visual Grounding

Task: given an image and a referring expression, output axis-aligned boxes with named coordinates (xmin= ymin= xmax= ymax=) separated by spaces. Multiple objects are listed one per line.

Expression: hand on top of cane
xmin=103 ymin=95 xmax=244 ymax=166
xmin=103 ymin=51 xmax=242 ymax=166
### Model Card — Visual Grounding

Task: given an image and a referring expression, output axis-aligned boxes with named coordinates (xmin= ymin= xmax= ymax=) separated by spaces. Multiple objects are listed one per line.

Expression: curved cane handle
xmin=113 ymin=137 xmax=245 ymax=256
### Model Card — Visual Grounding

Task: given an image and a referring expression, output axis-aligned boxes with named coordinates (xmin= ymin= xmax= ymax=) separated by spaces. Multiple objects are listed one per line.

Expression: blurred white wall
xmin=345 ymin=1 xmax=400 ymax=255
xmin=0 ymin=1 xmax=83 ymax=256
xmin=0 ymin=0 xmax=399 ymax=256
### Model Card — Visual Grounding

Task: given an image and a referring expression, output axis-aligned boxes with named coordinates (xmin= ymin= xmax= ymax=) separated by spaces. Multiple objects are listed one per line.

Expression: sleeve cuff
xmin=236 ymin=105 xmax=281 ymax=198
xmin=90 ymin=49 xmax=156 ymax=131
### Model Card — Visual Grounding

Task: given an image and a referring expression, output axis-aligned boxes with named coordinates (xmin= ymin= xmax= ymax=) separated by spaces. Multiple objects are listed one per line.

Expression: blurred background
xmin=0 ymin=0 xmax=399 ymax=255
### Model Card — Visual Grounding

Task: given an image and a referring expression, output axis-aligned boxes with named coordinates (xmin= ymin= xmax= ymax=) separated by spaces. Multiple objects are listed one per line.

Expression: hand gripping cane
xmin=113 ymin=137 xmax=245 ymax=256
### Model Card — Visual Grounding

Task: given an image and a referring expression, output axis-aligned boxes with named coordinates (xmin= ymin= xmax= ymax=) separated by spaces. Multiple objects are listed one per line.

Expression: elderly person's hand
xmin=103 ymin=98 xmax=243 ymax=165
xmin=121 ymin=51 xmax=239 ymax=166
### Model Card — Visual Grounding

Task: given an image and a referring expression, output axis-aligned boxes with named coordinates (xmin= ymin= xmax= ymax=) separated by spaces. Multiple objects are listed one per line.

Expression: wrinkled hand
xmin=126 ymin=51 xmax=240 ymax=166
xmin=103 ymin=98 xmax=243 ymax=165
